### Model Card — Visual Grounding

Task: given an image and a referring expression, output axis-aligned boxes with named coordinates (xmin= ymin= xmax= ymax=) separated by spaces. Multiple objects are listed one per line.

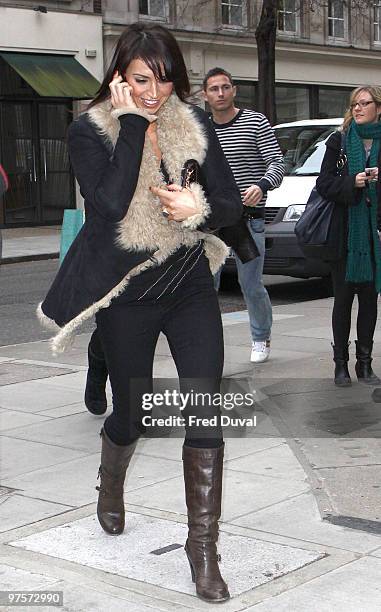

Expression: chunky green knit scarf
xmin=346 ymin=119 xmax=381 ymax=291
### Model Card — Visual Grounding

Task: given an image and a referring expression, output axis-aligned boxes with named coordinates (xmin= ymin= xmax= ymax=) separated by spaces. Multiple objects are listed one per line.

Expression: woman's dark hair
xmin=88 ymin=22 xmax=190 ymax=108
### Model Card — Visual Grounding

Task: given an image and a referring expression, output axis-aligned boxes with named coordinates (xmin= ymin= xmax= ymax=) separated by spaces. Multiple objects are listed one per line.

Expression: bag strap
xmin=340 ymin=130 xmax=346 ymax=152
xmin=336 ymin=131 xmax=347 ymax=172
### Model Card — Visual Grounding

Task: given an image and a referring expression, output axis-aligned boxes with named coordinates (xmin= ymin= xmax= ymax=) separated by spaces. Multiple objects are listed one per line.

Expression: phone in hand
xmin=365 ymin=167 xmax=378 ymax=182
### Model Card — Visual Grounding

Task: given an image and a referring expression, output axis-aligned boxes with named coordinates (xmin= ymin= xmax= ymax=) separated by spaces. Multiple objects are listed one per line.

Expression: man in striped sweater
xmin=203 ymin=67 xmax=284 ymax=363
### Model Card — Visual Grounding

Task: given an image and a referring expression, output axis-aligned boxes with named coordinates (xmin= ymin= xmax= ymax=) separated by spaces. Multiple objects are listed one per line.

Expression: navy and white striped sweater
xmin=211 ymin=109 xmax=285 ymax=218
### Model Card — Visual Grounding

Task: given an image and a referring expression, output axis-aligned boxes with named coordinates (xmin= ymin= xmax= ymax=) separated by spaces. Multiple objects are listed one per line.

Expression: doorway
xmin=0 ymin=99 xmax=74 ymax=225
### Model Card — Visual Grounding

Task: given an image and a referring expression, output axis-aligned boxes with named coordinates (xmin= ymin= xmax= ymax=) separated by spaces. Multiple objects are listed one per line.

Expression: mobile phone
xmin=365 ymin=167 xmax=378 ymax=182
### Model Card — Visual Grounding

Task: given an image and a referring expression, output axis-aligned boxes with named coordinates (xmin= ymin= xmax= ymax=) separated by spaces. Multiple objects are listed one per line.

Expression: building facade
xmin=105 ymin=0 xmax=380 ymax=122
xmin=1 ymin=0 xmax=381 ymax=227
xmin=0 ymin=2 xmax=103 ymax=226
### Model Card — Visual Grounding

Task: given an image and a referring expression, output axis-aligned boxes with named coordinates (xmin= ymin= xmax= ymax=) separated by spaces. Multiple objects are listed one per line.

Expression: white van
xmin=224 ymin=118 xmax=343 ymax=279
xmin=264 ymin=117 xmax=342 ymax=278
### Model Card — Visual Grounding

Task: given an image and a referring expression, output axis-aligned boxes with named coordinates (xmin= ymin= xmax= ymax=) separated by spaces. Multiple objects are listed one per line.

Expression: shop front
xmin=0 ymin=52 xmax=99 ymax=227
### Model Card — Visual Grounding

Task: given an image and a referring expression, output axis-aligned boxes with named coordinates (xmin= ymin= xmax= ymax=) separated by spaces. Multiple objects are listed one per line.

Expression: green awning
xmin=0 ymin=52 xmax=100 ymax=98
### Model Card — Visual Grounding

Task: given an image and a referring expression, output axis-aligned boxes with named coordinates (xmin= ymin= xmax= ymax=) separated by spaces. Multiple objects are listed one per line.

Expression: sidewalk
xmin=1 ymin=293 xmax=381 ymax=610
xmin=0 ymin=227 xmax=60 ymax=263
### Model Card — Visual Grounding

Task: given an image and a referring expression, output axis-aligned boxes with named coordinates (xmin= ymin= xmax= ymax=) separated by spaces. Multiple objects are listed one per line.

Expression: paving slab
xmin=4 ymin=412 xmax=104 ymax=453
xmin=0 ymin=436 xmax=87 ymax=480
xmin=225 ymin=443 xmax=307 ymax=482
xmin=125 ymin=468 xmax=309 ymax=522
xmin=136 ymin=437 xmax=284 ymax=464
xmin=40 ymin=580 xmax=178 ymax=612
xmin=281 ymin=325 xmax=381 ymax=345
xmin=0 ymin=409 xmax=52 ymax=432
xmin=0 ymin=563 xmax=59 ymax=590
xmin=37 ymin=402 xmax=88 ymax=418
xmin=2 ymin=451 xmax=182 ymax=507
xmin=1 ymin=227 xmax=60 ymax=260
xmin=0 ymin=339 xmax=90 ymax=366
xmin=244 ymin=555 xmax=381 ymax=612
xmin=36 ymin=370 xmax=88 ymax=391
xmin=0 ymin=361 xmax=72 ymax=386
xmin=224 ymin=438 xmax=284 ymax=460
xmin=259 ymin=385 xmax=379 ymax=438
xmin=0 ymin=380 xmax=85 ymax=413
xmin=298 ymin=437 xmax=381 ymax=469
xmin=0 ymin=493 xmax=69 ymax=533
xmin=318 ymin=465 xmax=381 ymax=522
xmin=9 ymin=513 xmax=324 ymax=599
xmin=225 ymin=345 xmax=316 ymax=369
xmin=231 ymin=491 xmax=381 ymax=553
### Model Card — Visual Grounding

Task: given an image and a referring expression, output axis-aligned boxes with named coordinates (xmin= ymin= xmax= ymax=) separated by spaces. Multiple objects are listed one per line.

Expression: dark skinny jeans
xmin=95 ymin=253 xmax=224 ymax=448
xmin=330 ymin=258 xmax=378 ymax=349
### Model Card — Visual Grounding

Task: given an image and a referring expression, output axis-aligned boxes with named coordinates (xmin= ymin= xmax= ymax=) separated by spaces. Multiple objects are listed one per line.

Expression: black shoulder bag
xmin=294 ymin=132 xmax=347 ymax=259
xmin=182 ymin=159 xmax=260 ymax=262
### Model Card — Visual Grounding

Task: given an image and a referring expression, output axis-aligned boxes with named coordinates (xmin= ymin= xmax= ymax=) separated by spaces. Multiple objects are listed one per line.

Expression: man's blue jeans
xmin=215 ymin=218 xmax=272 ymax=342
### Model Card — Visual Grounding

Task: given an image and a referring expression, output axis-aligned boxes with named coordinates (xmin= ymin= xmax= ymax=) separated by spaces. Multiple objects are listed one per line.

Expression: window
xmin=328 ymin=0 xmax=346 ymax=39
xmin=374 ymin=1 xmax=381 ymax=42
xmin=276 ymin=85 xmax=309 ymax=124
xmin=278 ymin=0 xmax=297 ymax=34
xmin=221 ymin=0 xmax=244 ymax=27
xmin=235 ymin=81 xmax=256 ymax=110
xmin=275 ymin=126 xmax=337 ymax=176
xmin=318 ymin=87 xmax=351 ymax=119
xmin=139 ymin=0 xmax=165 ymax=18
xmin=93 ymin=0 xmax=102 ymax=14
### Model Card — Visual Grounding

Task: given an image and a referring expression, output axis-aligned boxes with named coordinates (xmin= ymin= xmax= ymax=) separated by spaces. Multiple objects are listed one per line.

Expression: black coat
xmin=39 ymin=99 xmax=243 ymax=350
xmin=316 ymin=130 xmax=381 ymax=261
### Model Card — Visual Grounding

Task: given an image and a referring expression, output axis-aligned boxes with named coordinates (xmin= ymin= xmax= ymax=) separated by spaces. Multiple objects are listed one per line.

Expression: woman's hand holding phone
xmin=150 ymin=184 xmax=201 ymax=222
xmin=109 ymin=72 xmax=137 ymax=110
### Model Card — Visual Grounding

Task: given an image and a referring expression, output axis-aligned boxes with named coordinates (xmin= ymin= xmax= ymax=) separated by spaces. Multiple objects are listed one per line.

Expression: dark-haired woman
xmin=316 ymin=85 xmax=381 ymax=386
xmin=38 ymin=22 xmax=242 ymax=602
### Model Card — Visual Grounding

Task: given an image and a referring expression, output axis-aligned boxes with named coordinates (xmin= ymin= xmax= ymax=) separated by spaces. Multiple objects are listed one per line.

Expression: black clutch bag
xmin=181 ymin=159 xmax=200 ymax=188
xmin=181 ymin=159 xmax=259 ymax=262
xmin=219 ymin=219 xmax=260 ymax=263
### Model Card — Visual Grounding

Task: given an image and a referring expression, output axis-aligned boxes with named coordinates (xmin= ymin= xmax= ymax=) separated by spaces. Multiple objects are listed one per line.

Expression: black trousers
xmin=330 ymin=258 xmax=378 ymax=348
xmin=95 ymin=253 xmax=224 ymax=447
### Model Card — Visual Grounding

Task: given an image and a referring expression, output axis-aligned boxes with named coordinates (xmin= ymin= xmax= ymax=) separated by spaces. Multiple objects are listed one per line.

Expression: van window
xmin=275 ymin=126 xmax=338 ymax=176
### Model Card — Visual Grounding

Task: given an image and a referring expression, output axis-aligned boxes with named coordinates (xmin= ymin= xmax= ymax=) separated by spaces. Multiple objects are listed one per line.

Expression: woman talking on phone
xmin=38 ymin=22 xmax=242 ymax=602
xmin=316 ymin=85 xmax=381 ymax=387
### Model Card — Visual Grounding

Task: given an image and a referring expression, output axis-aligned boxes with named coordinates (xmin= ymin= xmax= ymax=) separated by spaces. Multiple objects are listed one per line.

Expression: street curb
xmin=0 ymin=253 xmax=59 ymax=265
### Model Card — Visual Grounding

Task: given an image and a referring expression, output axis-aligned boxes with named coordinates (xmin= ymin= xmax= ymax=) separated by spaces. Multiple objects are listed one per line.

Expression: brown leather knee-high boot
xmin=96 ymin=428 xmax=137 ymax=535
xmin=183 ymin=444 xmax=230 ymax=603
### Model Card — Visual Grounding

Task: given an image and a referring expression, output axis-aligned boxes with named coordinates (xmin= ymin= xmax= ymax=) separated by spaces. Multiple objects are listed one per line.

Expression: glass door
xmin=0 ymin=101 xmax=38 ymax=224
xmin=0 ymin=100 xmax=74 ymax=225
xmin=38 ymin=102 xmax=73 ymax=223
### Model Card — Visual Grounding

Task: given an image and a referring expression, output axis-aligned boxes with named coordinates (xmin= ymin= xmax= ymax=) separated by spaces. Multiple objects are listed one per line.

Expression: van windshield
xmin=274 ymin=125 xmax=338 ymax=176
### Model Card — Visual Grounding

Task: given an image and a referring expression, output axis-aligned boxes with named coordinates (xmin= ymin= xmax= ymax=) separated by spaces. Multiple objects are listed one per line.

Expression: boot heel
xmin=183 ymin=445 xmax=230 ymax=602
xmin=185 ymin=546 xmax=196 ymax=582
xmin=96 ymin=429 xmax=137 ymax=535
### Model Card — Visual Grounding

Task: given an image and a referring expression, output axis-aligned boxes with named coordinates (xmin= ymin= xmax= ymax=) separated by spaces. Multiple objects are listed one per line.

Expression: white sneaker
xmin=251 ymin=340 xmax=270 ymax=363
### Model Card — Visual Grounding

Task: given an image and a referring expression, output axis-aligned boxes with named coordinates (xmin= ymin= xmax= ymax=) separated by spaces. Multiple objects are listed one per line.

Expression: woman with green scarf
xmin=317 ymin=85 xmax=381 ymax=387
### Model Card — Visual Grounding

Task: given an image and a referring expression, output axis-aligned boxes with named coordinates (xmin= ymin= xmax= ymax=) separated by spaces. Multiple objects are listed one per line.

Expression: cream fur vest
xmin=88 ymin=94 xmax=228 ymax=268
xmin=37 ymin=96 xmax=228 ymax=353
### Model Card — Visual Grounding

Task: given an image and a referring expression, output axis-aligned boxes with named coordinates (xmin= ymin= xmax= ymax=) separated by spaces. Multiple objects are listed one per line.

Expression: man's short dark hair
xmin=203 ymin=67 xmax=234 ymax=91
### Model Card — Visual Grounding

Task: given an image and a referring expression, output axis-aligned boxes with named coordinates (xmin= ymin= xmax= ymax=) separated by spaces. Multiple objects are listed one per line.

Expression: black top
xmin=316 ymin=130 xmax=381 ymax=261
xmin=41 ymin=104 xmax=243 ymax=328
